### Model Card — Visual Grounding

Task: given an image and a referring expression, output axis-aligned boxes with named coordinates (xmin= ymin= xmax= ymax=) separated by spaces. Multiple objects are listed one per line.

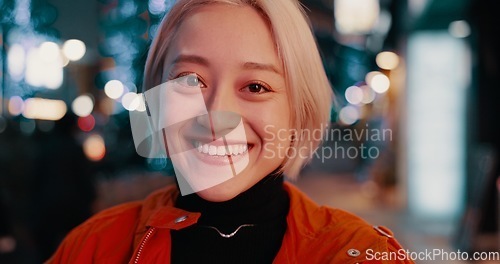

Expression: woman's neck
xmin=171 ymin=171 xmax=290 ymax=263
xmin=175 ymin=173 xmax=289 ymax=231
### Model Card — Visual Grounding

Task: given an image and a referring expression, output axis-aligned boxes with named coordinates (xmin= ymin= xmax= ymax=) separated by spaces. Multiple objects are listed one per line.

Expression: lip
xmin=189 ymin=137 xmax=249 ymax=147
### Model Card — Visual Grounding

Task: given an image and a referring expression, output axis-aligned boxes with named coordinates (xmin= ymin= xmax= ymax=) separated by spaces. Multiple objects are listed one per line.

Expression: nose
xmin=196 ymin=84 xmax=241 ymax=138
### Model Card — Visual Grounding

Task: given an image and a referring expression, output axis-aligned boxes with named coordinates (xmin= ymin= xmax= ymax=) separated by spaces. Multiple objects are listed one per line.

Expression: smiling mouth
xmin=193 ymin=141 xmax=251 ymax=156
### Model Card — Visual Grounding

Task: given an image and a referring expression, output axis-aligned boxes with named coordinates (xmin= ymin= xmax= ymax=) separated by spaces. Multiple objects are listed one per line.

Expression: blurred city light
xmin=365 ymin=71 xmax=380 ymax=85
xmin=14 ymin=0 xmax=31 ymax=26
xmin=104 ymin=80 xmax=124 ymax=99
xmin=148 ymin=0 xmax=169 ymax=15
xmin=408 ymin=0 xmax=429 ymax=17
xmin=345 ymin=85 xmax=364 ymax=105
xmin=71 ymin=95 xmax=94 ymax=117
xmin=121 ymin=92 xmax=141 ymax=111
xmin=78 ymin=115 xmax=96 ymax=132
xmin=448 ymin=20 xmax=471 ymax=38
xmin=376 ymin=51 xmax=400 ymax=70
xmin=360 ymin=84 xmax=376 ymax=104
xmin=366 ymin=72 xmax=390 ymax=94
xmin=22 ymin=98 xmax=67 ymax=121
xmin=8 ymin=96 xmax=25 ymax=116
xmin=38 ymin=41 xmax=60 ymax=63
xmin=407 ymin=32 xmax=468 ymax=219
xmin=334 ymin=0 xmax=380 ymax=35
xmin=24 ymin=50 xmax=40 ymax=88
xmin=25 ymin=46 xmax=64 ymax=89
xmin=7 ymin=44 xmax=26 ymax=81
xmin=83 ymin=134 xmax=106 ymax=161
xmin=338 ymin=105 xmax=360 ymax=125
xmin=62 ymin=39 xmax=86 ymax=61
xmin=61 ymin=54 xmax=70 ymax=67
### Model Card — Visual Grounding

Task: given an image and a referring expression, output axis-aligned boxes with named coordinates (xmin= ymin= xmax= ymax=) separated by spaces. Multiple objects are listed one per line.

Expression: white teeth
xmin=194 ymin=141 xmax=249 ymax=156
xmin=209 ymin=145 xmax=217 ymax=155
xmin=217 ymin=146 xmax=225 ymax=155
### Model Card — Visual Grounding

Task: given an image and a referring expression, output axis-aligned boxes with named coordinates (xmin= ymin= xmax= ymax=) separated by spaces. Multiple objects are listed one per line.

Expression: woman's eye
xmin=243 ymin=83 xmax=272 ymax=94
xmin=174 ymin=73 xmax=207 ymax=88
xmin=185 ymin=75 xmax=200 ymax=86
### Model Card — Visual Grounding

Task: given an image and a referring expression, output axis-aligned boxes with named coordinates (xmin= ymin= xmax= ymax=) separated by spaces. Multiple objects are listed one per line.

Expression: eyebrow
xmin=243 ymin=62 xmax=282 ymax=75
xmin=172 ymin=54 xmax=210 ymax=67
xmin=171 ymin=54 xmax=282 ymax=75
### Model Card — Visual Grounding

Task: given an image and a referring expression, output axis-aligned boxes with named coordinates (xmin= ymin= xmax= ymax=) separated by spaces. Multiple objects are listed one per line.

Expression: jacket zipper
xmin=133 ymin=227 xmax=156 ymax=264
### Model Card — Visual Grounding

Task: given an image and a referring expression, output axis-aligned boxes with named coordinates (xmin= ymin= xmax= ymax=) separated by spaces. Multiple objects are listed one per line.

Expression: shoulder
xmin=69 ymin=183 xmax=178 ymax=232
xmin=46 ymin=184 xmax=179 ymax=263
xmin=282 ymin=182 xmax=413 ymax=263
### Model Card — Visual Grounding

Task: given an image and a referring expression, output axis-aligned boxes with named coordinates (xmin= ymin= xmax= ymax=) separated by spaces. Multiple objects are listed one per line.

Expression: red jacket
xmin=47 ymin=182 xmax=414 ymax=263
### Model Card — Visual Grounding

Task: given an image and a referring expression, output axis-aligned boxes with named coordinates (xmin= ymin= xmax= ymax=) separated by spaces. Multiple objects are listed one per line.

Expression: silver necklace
xmin=200 ymin=224 xmax=255 ymax=238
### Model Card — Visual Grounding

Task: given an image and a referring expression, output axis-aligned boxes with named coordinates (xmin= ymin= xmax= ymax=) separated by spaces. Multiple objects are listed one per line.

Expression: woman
xmin=48 ymin=0 xmax=413 ymax=263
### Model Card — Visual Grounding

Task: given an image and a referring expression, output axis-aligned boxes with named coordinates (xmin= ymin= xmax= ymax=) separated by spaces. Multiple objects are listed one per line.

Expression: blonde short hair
xmin=143 ymin=0 xmax=333 ymax=179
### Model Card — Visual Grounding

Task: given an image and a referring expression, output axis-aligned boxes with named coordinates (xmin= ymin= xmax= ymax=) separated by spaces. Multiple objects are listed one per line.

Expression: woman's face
xmin=161 ymin=4 xmax=291 ymax=202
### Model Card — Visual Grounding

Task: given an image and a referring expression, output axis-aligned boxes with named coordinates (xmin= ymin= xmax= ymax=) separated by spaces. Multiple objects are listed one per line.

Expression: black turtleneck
xmin=171 ymin=172 xmax=290 ymax=264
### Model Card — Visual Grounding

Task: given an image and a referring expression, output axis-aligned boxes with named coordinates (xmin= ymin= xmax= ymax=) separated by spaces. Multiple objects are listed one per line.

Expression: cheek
xmin=257 ymin=117 xmax=292 ymax=149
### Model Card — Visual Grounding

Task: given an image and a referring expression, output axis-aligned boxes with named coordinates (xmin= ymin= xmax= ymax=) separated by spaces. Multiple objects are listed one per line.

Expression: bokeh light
xmin=121 ymin=92 xmax=141 ymax=111
xmin=365 ymin=71 xmax=381 ymax=85
xmin=61 ymin=54 xmax=70 ymax=67
xmin=71 ymin=95 xmax=94 ymax=117
xmin=78 ymin=115 xmax=96 ymax=132
xmin=360 ymin=85 xmax=376 ymax=104
xmin=22 ymin=98 xmax=67 ymax=121
xmin=148 ymin=0 xmax=168 ymax=15
xmin=449 ymin=20 xmax=470 ymax=38
xmin=338 ymin=105 xmax=360 ymax=125
xmin=7 ymin=44 xmax=25 ymax=81
xmin=62 ymin=39 xmax=86 ymax=61
xmin=25 ymin=47 xmax=64 ymax=89
xmin=8 ymin=96 xmax=25 ymax=116
xmin=83 ymin=134 xmax=106 ymax=161
xmin=370 ymin=74 xmax=391 ymax=94
xmin=345 ymin=85 xmax=364 ymax=105
xmin=334 ymin=0 xmax=380 ymax=35
xmin=39 ymin=41 xmax=61 ymax=63
xmin=104 ymin=80 xmax=124 ymax=99
xmin=366 ymin=71 xmax=390 ymax=94
xmin=376 ymin=51 xmax=400 ymax=70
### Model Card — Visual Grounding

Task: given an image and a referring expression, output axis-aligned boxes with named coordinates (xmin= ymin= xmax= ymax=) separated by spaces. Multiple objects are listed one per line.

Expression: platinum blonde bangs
xmin=143 ymin=0 xmax=333 ymax=179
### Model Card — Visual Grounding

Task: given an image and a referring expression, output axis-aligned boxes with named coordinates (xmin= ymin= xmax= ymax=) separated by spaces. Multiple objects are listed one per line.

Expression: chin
xmin=195 ymin=182 xmax=244 ymax=202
